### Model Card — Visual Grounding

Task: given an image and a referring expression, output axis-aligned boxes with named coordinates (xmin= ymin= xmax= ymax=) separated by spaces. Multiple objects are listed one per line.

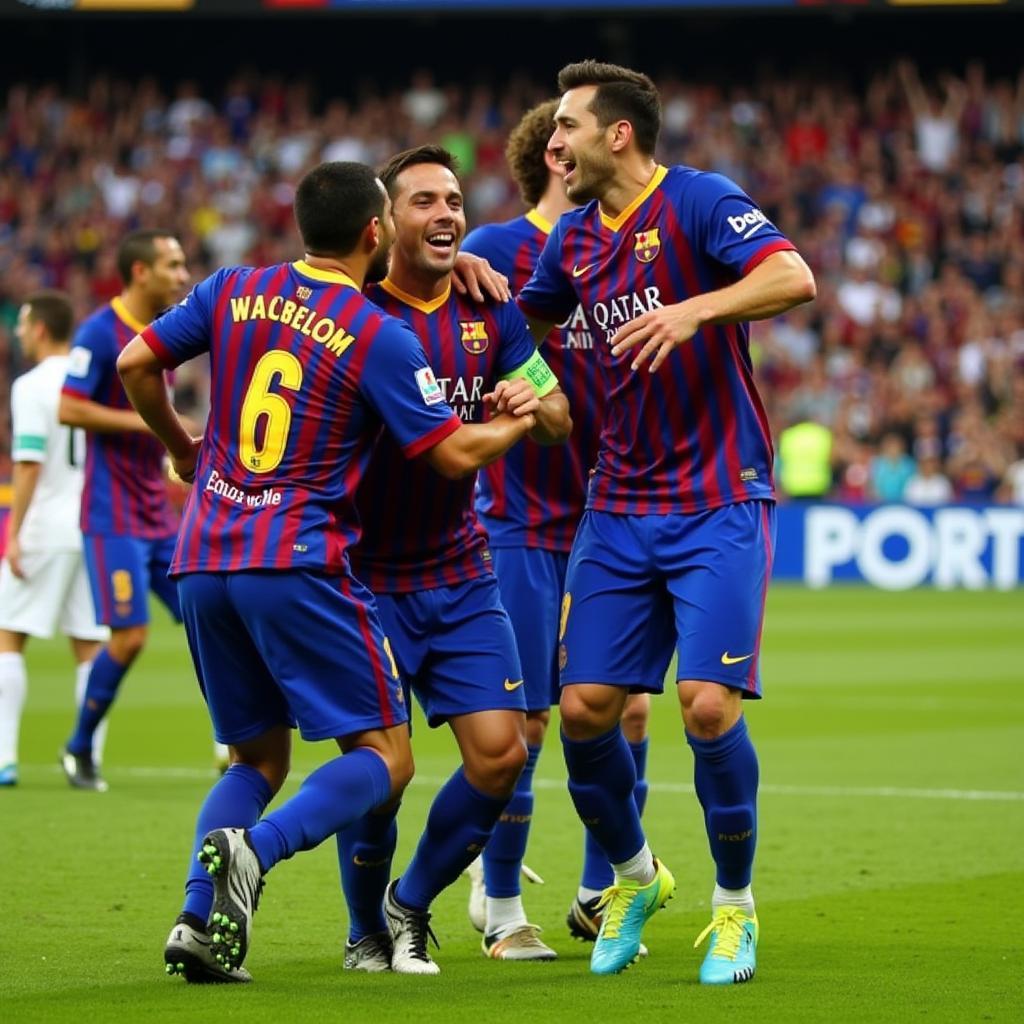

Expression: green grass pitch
xmin=3 ymin=586 xmax=1022 ymax=1022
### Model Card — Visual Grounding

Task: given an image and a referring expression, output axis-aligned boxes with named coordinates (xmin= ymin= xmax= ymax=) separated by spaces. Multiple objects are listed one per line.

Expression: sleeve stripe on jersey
xmin=741 ymin=240 xmax=797 ymax=277
xmin=13 ymin=434 xmax=46 ymax=452
xmin=140 ymin=325 xmax=178 ymax=367
xmin=402 ymin=413 xmax=462 ymax=460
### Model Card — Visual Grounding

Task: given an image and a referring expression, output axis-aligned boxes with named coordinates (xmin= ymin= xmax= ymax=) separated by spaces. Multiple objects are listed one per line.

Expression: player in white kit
xmin=0 ymin=291 xmax=109 ymax=786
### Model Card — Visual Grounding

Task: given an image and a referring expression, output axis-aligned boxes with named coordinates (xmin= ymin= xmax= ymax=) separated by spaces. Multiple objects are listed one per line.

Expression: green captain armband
xmin=502 ymin=349 xmax=558 ymax=398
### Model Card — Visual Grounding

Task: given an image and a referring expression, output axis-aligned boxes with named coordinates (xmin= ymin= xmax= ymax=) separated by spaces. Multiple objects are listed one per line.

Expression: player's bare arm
xmin=116 ymin=335 xmax=201 ymax=483
xmin=451 ymin=251 xmax=511 ymax=303
xmin=610 ymin=250 xmax=816 ymax=373
xmin=486 ymin=379 xmax=571 ymax=445
xmin=58 ymin=392 xmax=150 ymax=434
xmin=3 ymin=460 xmax=43 ymax=580
xmin=423 ymin=410 xmax=536 ymax=480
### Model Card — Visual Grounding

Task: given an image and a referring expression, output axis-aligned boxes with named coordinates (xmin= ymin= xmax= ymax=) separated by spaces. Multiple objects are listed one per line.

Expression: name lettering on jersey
xmin=727 ymin=208 xmax=769 ymax=240
xmin=205 ymin=468 xmax=282 ymax=509
xmin=590 ymin=287 xmax=663 ymax=345
xmin=459 ymin=321 xmax=489 ymax=355
xmin=229 ymin=295 xmax=355 ymax=358
xmin=436 ymin=374 xmax=485 ymax=422
xmin=556 ymin=306 xmax=595 ymax=350
xmin=634 ymin=228 xmax=661 ymax=263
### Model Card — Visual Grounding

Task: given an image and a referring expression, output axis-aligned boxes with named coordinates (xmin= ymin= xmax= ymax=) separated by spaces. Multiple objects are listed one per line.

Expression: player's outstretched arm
xmin=610 ymin=250 xmax=816 ymax=373
xmin=486 ymin=379 xmax=571 ymax=446
xmin=451 ymin=251 xmax=511 ymax=303
xmin=117 ymin=335 xmax=201 ymax=483
xmin=422 ymin=411 xmax=536 ymax=480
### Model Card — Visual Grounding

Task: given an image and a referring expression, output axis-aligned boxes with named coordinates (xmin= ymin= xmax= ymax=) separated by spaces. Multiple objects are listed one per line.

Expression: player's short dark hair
xmin=294 ymin=161 xmax=386 ymax=257
xmin=506 ymin=100 xmax=560 ymax=207
xmin=379 ymin=145 xmax=459 ymax=199
xmin=23 ymin=290 xmax=74 ymax=343
xmin=557 ymin=60 xmax=661 ymax=156
xmin=117 ymin=229 xmax=175 ymax=286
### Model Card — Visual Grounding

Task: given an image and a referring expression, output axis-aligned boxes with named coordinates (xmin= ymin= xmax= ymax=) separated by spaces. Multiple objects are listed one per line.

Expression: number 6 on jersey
xmin=239 ymin=350 xmax=302 ymax=474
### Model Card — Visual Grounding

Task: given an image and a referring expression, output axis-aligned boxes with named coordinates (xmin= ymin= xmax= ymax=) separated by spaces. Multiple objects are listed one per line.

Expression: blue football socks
xmin=248 ymin=748 xmax=391 ymax=873
xmin=482 ymin=744 xmax=540 ymax=898
xmin=580 ymin=736 xmax=649 ymax=892
xmin=183 ymin=763 xmax=273 ymax=922
xmin=562 ymin=726 xmax=645 ymax=865
xmin=66 ymin=650 xmax=128 ymax=756
xmin=337 ymin=802 xmax=400 ymax=941
xmin=687 ymin=716 xmax=759 ymax=889
xmin=395 ymin=768 xmax=507 ymax=912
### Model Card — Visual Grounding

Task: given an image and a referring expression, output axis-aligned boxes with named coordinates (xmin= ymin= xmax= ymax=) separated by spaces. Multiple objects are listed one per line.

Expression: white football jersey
xmin=10 ymin=354 xmax=85 ymax=551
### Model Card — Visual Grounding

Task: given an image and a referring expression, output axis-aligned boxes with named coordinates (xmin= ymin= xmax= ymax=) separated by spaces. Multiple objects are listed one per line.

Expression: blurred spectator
xmin=777 ymin=418 xmax=833 ymax=500
xmin=870 ymin=433 xmax=917 ymax=502
xmin=904 ymin=453 xmax=954 ymax=506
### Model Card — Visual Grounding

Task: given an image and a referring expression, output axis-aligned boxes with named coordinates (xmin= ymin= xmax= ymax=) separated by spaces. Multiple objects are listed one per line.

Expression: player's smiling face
xmin=550 ymin=85 xmax=615 ymax=204
xmin=390 ymin=162 xmax=466 ymax=279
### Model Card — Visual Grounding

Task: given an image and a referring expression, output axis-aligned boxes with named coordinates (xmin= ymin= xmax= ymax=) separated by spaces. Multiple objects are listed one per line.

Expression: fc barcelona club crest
xmin=634 ymin=228 xmax=661 ymax=263
xmin=460 ymin=320 xmax=489 ymax=354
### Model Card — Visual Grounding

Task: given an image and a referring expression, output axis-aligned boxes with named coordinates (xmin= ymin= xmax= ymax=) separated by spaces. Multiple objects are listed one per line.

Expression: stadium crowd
xmin=1 ymin=59 xmax=1023 ymax=504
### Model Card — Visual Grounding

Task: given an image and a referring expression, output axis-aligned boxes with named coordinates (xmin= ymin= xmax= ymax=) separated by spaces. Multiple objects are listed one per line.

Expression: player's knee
xmin=525 ymin=709 xmax=550 ymax=747
xmin=108 ymin=627 xmax=147 ymax=664
xmin=620 ymin=695 xmax=650 ymax=743
xmin=680 ymin=682 xmax=740 ymax=739
xmin=559 ymin=685 xmax=618 ymax=740
xmin=467 ymin=735 xmax=527 ymax=798
xmin=386 ymin=747 xmax=415 ymax=796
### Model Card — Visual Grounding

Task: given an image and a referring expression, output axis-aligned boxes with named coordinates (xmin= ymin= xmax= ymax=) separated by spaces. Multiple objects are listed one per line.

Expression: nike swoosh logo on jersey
xmin=720 ymin=652 xmax=754 ymax=665
xmin=504 ymin=678 xmax=525 ymax=691
xmin=572 ymin=264 xmax=596 ymax=278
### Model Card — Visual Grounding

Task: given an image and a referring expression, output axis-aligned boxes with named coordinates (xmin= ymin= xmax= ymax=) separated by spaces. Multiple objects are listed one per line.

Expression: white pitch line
xmin=20 ymin=764 xmax=1024 ymax=802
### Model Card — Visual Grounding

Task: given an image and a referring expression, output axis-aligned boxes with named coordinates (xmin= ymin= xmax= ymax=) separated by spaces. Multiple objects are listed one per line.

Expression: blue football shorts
xmin=490 ymin=546 xmax=569 ymax=712
xmin=559 ymin=501 xmax=776 ymax=697
xmin=83 ymin=533 xmax=181 ymax=628
xmin=177 ymin=569 xmax=408 ymax=745
xmin=374 ymin=574 xmax=526 ymax=728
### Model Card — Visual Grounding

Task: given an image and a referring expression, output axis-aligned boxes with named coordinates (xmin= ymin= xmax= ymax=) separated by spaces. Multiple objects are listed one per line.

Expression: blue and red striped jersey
xmin=141 ymin=261 xmax=461 ymax=576
xmin=463 ymin=209 xmax=603 ymax=552
xmin=518 ymin=164 xmax=796 ymax=516
xmin=62 ymin=298 xmax=178 ymax=538
xmin=351 ymin=278 xmax=540 ymax=593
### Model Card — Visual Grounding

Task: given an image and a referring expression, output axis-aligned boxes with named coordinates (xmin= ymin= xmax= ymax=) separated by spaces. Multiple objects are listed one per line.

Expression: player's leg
xmin=0 ymin=627 xmax=28 ymax=787
xmin=63 ymin=551 xmax=110 ymax=765
xmin=558 ymin=512 xmax=676 ymax=974
xmin=571 ymin=691 xmax=651 ymax=942
xmin=478 ymin=546 xmax=561 ymax=942
xmin=0 ymin=548 xmax=74 ymax=785
xmin=387 ymin=579 xmax=534 ymax=971
xmin=186 ymin=570 xmax=413 ymax=976
xmin=665 ymin=500 xmax=774 ymax=985
xmin=64 ymin=536 xmax=150 ymax=787
xmin=164 ymin=570 xmax=291 ymax=983
xmin=337 ymin=591 xmax=423 ymax=972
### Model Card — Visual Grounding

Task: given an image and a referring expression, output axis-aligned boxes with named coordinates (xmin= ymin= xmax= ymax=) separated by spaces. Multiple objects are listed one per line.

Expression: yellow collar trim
xmin=379 ymin=277 xmax=451 ymax=314
xmin=525 ymin=208 xmax=553 ymax=236
xmin=111 ymin=296 xmax=147 ymax=334
xmin=293 ymin=260 xmax=358 ymax=290
xmin=599 ymin=165 xmax=668 ymax=232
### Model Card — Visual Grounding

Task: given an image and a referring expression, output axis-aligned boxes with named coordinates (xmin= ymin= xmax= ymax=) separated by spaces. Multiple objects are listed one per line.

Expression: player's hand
xmin=452 ymin=252 xmax=511 ymax=303
xmin=484 ymin=378 xmax=540 ymax=417
xmin=610 ymin=300 xmax=708 ymax=373
xmin=4 ymin=535 xmax=25 ymax=580
xmin=169 ymin=436 xmax=202 ymax=485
